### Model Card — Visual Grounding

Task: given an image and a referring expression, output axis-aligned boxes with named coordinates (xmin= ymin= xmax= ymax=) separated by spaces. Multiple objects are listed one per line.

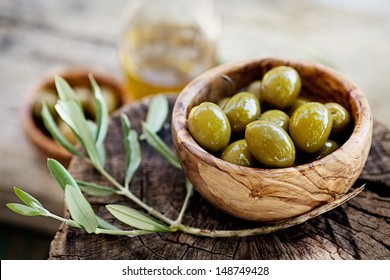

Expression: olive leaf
xmin=96 ymin=216 xmax=120 ymax=231
xmin=41 ymin=102 xmax=83 ymax=157
xmin=7 ymin=187 xmax=84 ymax=228
xmin=47 ymin=158 xmax=78 ymax=191
xmin=51 ymin=159 xmax=100 ymax=233
xmin=120 ymin=114 xmax=142 ymax=188
xmin=54 ymin=75 xmax=82 ymax=107
xmin=77 ymin=180 xmax=118 ymax=196
xmin=89 ymin=74 xmax=108 ymax=167
xmin=13 ymin=186 xmax=44 ymax=209
xmin=6 ymin=187 xmax=47 ymax=216
xmin=141 ymin=123 xmax=181 ymax=169
xmin=106 ymin=204 xmax=172 ymax=232
xmin=94 ymin=228 xmax=151 ymax=237
xmin=55 ymin=99 xmax=101 ymax=168
xmin=6 ymin=203 xmax=44 ymax=216
xmin=144 ymin=93 xmax=169 ymax=134
xmin=86 ymin=120 xmax=97 ymax=139
xmin=65 ymin=184 xmax=98 ymax=233
xmin=53 ymin=75 xmax=107 ymax=168
xmin=87 ymin=120 xmax=106 ymax=166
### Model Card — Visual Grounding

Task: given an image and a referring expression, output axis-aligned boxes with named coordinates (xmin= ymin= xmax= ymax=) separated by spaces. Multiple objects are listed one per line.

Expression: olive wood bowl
xmin=21 ymin=69 xmax=130 ymax=166
xmin=172 ymin=57 xmax=373 ymax=223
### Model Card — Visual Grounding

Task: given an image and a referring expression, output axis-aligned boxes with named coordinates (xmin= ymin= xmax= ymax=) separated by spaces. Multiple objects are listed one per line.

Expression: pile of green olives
xmin=187 ymin=65 xmax=352 ymax=168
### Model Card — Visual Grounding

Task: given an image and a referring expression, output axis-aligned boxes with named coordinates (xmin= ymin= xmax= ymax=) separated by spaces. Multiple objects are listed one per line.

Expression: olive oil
xmin=119 ymin=22 xmax=217 ymax=99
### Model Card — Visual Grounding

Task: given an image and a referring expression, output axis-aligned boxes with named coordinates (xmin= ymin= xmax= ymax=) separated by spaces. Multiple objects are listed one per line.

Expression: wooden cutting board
xmin=49 ymin=96 xmax=390 ymax=260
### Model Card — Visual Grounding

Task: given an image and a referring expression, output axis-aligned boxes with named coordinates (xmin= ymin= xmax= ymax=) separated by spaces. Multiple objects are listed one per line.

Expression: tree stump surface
xmin=49 ymin=97 xmax=390 ymax=260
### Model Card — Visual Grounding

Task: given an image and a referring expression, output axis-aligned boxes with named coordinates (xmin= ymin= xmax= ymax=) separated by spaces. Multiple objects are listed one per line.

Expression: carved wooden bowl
xmin=171 ymin=57 xmax=373 ymax=223
xmin=21 ymin=69 xmax=129 ymax=166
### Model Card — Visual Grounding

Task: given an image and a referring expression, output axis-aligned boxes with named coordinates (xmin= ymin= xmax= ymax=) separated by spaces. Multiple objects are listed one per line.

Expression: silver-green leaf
xmin=126 ymin=130 xmax=141 ymax=184
xmin=142 ymin=123 xmax=181 ymax=169
xmin=55 ymin=75 xmax=82 ymax=106
xmin=87 ymin=120 xmax=106 ymax=166
xmin=94 ymin=228 xmax=151 ymax=237
xmin=55 ymin=100 xmax=101 ymax=168
xmin=86 ymin=119 xmax=97 ymax=139
xmin=89 ymin=74 xmax=108 ymax=151
xmin=13 ymin=187 xmax=43 ymax=209
xmin=106 ymin=204 xmax=171 ymax=232
xmin=47 ymin=158 xmax=78 ymax=191
xmin=145 ymin=94 xmax=169 ymax=134
xmin=6 ymin=203 xmax=44 ymax=216
xmin=96 ymin=216 xmax=120 ymax=231
xmin=41 ymin=102 xmax=83 ymax=157
xmin=77 ymin=180 xmax=118 ymax=196
xmin=65 ymin=184 xmax=98 ymax=233
xmin=120 ymin=114 xmax=142 ymax=188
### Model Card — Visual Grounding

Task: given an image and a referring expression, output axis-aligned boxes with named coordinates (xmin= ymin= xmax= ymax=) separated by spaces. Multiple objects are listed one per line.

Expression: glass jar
xmin=119 ymin=0 xmax=220 ymax=99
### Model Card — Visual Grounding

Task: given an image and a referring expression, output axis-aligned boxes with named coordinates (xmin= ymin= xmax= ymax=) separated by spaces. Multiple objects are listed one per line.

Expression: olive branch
xmin=6 ymin=75 xmax=364 ymax=238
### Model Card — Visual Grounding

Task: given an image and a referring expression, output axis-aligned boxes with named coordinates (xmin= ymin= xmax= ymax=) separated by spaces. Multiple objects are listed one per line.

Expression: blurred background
xmin=1 ymin=0 xmax=389 ymax=259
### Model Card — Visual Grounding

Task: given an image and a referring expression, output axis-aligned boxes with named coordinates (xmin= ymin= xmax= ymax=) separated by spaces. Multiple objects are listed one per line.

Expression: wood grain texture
xmin=49 ymin=97 xmax=389 ymax=260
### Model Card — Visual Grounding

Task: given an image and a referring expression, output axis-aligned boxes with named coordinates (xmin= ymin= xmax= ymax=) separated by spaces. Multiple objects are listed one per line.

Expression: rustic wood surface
xmin=49 ymin=97 xmax=390 ymax=260
xmin=2 ymin=0 xmax=390 ymax=236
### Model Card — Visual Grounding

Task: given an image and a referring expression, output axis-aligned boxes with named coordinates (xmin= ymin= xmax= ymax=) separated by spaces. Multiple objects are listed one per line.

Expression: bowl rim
xmin=172 ymin=57 xmax=373 ymax=175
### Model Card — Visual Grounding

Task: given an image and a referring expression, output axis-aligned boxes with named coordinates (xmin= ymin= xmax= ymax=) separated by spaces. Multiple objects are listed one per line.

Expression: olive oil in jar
xmin=118 ymin=0 xmax=220 ymax=99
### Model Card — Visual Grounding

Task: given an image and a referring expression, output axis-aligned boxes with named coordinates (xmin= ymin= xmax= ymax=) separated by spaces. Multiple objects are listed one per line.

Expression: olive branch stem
xmin=96 ymin=166 xmax=176 ymax=226
xmin=173 ymin=184 xmax=194 ymax=226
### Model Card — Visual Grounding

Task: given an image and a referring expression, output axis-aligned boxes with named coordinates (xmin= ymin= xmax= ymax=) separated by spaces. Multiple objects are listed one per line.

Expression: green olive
xmin=290 ymin=102 xmax=333 ymax=153
xmin=245 ymin=120 xmax=295 ymax=168
xmin=314 ymin=139 xmax=339 ymax=160
xmin=217 ymin=97 xmax=230 ymax=110
xmin=259 ymin=109 xmax=290 ymax=132
xmin=246 ymin=80 xmax=262 ymax=101
xmin=221 ymin=139 xmax=256 ymax=167
xmin=287 ymin=96 xmax=310 ymax=116
xmin=223 ymin=92 xmax=260 ymax=133
xmin=325 ymin=102 xmax=351 ymax=134
xmin=188 ymin=102 xmax=231 ymax=152
xmin=261 ymin=66 xmax=302 ymax=109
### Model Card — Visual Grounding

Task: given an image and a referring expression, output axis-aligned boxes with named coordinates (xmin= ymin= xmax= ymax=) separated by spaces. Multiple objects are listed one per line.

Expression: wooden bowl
xmin=171 ymin=57 xmax=373 ymax=223
xmin=21 ymin=69 xmax=130 ymax=166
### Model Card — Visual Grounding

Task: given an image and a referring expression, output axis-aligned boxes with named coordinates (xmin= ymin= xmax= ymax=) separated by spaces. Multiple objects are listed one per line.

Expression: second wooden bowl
xmin=21 ymin=69 xmax=130 ymax=166
xmin=171 ymin=57 xmax=373 ymax=223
